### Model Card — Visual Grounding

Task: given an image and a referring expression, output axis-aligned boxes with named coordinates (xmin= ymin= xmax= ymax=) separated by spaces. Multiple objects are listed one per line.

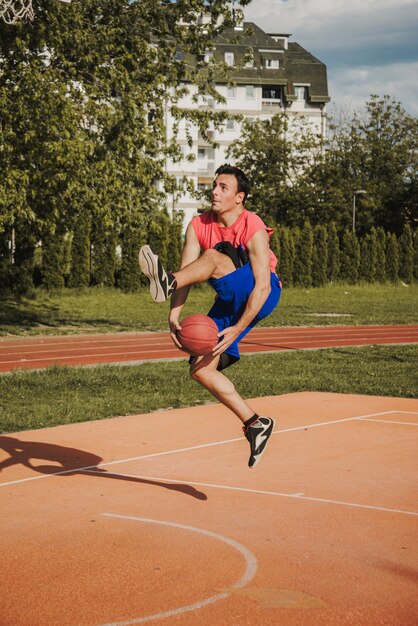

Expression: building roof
xmin=182 ymin=21 xmax=330 ymax=104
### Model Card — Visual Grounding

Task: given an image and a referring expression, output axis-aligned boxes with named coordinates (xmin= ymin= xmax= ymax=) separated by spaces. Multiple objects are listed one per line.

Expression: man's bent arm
xmin=169 ymin=222 xmax=201 ymax=325
xmin=213 ymin=229 xmax=271 ymax=355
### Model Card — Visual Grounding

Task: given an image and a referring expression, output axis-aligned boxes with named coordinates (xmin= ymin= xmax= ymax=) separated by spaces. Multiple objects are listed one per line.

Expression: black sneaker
xmin=138 ymin=245 xmax=177 ymax=303
xmin=244 ymin=417 xmax=275 ymax=468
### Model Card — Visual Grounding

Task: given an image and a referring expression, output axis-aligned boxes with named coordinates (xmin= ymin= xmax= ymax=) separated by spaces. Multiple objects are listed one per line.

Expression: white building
xmin=165 ymin=21 xmax=330 ymax=226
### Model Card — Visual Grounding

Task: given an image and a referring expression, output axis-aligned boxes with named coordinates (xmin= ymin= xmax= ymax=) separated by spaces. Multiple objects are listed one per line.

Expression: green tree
xmin=340 ymin=229 xmax=360 ymax=284
xmin=326 ymin=221 xmax=340 ymax=282
xmin=0 ymin=229 xmax=12 ymax=290
xmin=414 ymin=229 xmax=418 ymax=281
xmin=0 ymin=0 xmax=251 ymax=294
xmin=307 ymin=96 xmax=418 ymax=234
xmin=277 ymin=226 xmax=294 ymax=287
xmin=359 ymin=228 xmax=377 ymax=282
xmin=312 ymin=224 xmax=328 ymax=287
xmin=227 ymin=113 xmax=322 ymax=225
xmin=386 ymin=232 xmax=399 ymax=283
xmin=398 ymin=224 xmax=414 ymax=283
xmin=91 ymin=219 xmax=118 ymax=287
xmin=68 ymin=211 xmax=91 ymax=288
xmin=293 ymin=222 xmax=313 ymax=288
xmin=119 ymin=214 xmax=147 ymax=292
xmin=375 ymin=227 xmax=387 ymax=283
xmin=148 ymin=209 xmax=171 ymax=269
xmin=167 ymin=210 xmax=184 ymax=272
xmin=41 ymin=225 xmax=66 ymax=290
xmin=263 ymin=216 xmax=280 ymax=262
xmin=10 ymin=221 xmax=37 ymax=295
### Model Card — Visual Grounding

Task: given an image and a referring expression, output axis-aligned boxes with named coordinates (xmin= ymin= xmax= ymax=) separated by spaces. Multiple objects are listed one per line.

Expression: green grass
xmin=1 ymin=283 xmax=416 ymax=435
xmin=1 ymin=282 xmax=417 ymax=336
xmin=1 ymin=345 xmax=417 ymax=434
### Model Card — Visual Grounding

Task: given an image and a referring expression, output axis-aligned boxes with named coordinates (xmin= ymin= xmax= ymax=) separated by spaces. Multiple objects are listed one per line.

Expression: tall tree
xmin=167 ymin=210 xmax=184 ymax=273
xmin=386 ymin=233 xmax=399 ymax=283
xmin=320 ymin=96 xmax=418 ymax=234
xmin=340 ymin=229 xmax=360 ymax=284
xmin=398 ymin=223 xmax=414 ymax=284
xmin=227 ymin=112 xmax=322 ymax=225
xmin=326 ymin=221 xmax=340 ymax=282
xmin=414 ymin=229 xmax=418 ymax=282
xmin=277 ymin=226 xmax=294 ymax=287
xmin=375 ymin=227 xmax=387 ymax=283
xmin=0 ymin=0 xmax=251 ymax=292
xmin=293 ymin=222 xmax=313 ymax=288
xmin=312 ymin=224 xmax=328 ymax=287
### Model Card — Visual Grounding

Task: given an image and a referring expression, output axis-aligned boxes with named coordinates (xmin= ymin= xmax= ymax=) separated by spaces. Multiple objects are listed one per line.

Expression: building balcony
xmin=261 ymin=100 xmax=283 ymax=113
xmin=197 ymin=158 xmax=216 ymax=174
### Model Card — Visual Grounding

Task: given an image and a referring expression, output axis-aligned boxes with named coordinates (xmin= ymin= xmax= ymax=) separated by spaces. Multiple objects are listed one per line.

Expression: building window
xmin=245 ymin=85 xmax=255 ymax=99
xmin=198 ymin=49 xmax=213 ymax=63
xmin=224 ymin=52 xmax=235 ymax=66
xmin=226 ymin=119 xmax=236 ymax=131
xmin=197 ymin=148 xmax=215 ymax=172
xmin=244 ymin=53 xmax=254 ymax=68
xmin=226 ymin=85 xmax=237 ymax=98
xmin=295 ymin=86 xmax=308 ymax=100
xmin=265 ymin=58 xmax=279 ymax=69
xmin=262 ymin=86 xmax=282 ymax=100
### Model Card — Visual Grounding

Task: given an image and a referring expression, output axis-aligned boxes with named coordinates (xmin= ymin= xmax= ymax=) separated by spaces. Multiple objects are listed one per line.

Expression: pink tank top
xmin=191 ymin=209 xmax=278 ymax=273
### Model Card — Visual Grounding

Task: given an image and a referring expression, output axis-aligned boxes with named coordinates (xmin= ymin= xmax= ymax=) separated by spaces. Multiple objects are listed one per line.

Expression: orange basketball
xmin=177 ymin=314 xmax=219 ymax=356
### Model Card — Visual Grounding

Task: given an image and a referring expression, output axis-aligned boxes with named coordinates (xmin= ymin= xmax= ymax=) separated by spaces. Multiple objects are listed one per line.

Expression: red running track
xmin=0 ymin=325 xmax=417 ymax=373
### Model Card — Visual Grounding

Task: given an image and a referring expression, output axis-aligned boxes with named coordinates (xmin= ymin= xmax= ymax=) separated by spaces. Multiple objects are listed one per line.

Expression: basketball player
xmin=139 ymin=164 xmax=282 ymax=467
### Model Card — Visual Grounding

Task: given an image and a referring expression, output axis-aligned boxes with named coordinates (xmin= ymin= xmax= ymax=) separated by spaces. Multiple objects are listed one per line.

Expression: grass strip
xmin=1 ymin=283 xmax=417 ymax=336
xmin=1 ymin=344 xmax=417 ymax=434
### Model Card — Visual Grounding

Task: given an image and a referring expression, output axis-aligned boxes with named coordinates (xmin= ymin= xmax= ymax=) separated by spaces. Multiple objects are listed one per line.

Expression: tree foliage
xmin=0 ymin=0 xmax=250 ymax=292
xmin=227 ymin=113 xmax=322 ymax=225
xmin=230 ymin=95 xmax=417 ymax=236
xmin=398 ymin=223 xmax=414 ymax=284
xmin=340 ymin=229 xmax=360 ymax=284
xmin=386 ymin=232 xmax=399 ymax=283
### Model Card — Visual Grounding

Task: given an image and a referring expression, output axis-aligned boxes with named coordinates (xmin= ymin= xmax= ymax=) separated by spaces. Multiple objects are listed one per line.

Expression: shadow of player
xmin=0 ymin=435 xmax=207 ymax=501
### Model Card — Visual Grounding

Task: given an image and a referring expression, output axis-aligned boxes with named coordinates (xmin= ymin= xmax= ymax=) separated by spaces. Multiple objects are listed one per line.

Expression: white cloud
xmin=328 ymin=60 xmax=418 ymax=116
xmin=242 ymin=0 xmax=418 ymax=115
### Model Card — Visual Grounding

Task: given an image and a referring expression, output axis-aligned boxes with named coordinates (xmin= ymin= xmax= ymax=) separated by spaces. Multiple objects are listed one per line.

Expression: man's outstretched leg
xmin=190 ymin=354 xmax=275 ymax=468
xmin=138 ymin=245 xmax=235 ymax=303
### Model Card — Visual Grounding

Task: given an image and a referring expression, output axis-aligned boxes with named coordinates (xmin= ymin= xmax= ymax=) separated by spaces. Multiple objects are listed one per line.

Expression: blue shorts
xmin=207 ymin=262 xmax=282 ymax=362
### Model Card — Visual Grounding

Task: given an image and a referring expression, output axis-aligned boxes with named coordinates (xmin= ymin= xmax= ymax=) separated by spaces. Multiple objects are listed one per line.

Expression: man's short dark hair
xmin=215 ymin=164 xmax=251 ymax=201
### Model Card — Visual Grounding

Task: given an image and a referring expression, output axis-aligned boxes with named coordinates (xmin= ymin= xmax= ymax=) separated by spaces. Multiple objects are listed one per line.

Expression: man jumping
xmin=139 ymin=164 xmax=282 ymax=467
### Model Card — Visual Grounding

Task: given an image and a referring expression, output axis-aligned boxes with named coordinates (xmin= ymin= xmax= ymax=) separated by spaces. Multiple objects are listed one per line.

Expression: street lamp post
xmin=352 ymin=190 xmax=366 ymax=233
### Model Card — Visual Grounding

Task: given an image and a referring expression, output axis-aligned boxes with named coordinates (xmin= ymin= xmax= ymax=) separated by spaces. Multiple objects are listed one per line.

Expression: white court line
xmin=359 ymin=418 xmax=418 ymax=426
xmin=100 ymin=513 xmax=257 ymax=626
xmin=0 ymin=410 xmax=409 ymax=489
xmin=82 ymin=471 xmax=418 ymax=518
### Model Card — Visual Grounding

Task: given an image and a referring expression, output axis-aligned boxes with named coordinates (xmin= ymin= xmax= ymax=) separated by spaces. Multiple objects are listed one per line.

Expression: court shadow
xmin=374 ymin=560 xmax=418 ymax=583
xmin=0 ymin=435 xmax=207 ymax=501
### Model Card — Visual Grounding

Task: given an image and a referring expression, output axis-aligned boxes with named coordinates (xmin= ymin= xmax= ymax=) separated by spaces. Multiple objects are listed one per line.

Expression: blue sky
xmin=242 ymin=0 xmax=418 ymax=116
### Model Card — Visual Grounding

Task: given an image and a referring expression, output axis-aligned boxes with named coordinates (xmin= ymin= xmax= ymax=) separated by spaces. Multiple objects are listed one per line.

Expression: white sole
xmin=138 ymin=245 xmax=166 ymax=303
xmin=249 ymin=418 xmax=275 ymax=468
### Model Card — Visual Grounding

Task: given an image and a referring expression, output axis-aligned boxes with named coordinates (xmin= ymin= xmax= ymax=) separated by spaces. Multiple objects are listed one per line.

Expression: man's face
xmin=211 ymin=174 xmax=244 ymax=214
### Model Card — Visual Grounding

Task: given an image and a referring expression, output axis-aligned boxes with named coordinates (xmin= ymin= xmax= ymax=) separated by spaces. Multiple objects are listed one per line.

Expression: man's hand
xmin=169 ymin=316 xmax=183 ymax=350
xmin=212 ymin=325 xmax=241 ymax=356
